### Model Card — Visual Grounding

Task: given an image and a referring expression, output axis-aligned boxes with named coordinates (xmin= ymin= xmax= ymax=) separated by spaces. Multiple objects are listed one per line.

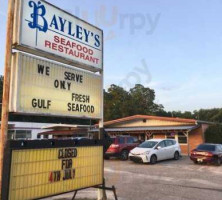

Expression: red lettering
xmin=80 ymin=53 xmax=85 ymax=59
xmin=77 ymin=45 xmax=82 ymax=51
xmin=61 ymin=38 xmax=66 ymax=45
xmin=45 ymin=40 xmax=51 ymax=48
xmin=72 ymin=42 xmax=76 ymax=48
xmin=54 ymin=36 xmax=60 ymax=43
xmin=58 ymin=45 xmax=63 ymax=52
xmin=89 ymin=49 xmax=93 ymax=55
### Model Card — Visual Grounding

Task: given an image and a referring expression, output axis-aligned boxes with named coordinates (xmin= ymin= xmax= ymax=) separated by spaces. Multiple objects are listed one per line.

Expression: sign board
xmin=13 ymin=0 xmax=103 ymax=72
xmin=2 ymin=140 xmax=104 ymax=200
xmin=9 ymin=52 xmax=102 ymax=119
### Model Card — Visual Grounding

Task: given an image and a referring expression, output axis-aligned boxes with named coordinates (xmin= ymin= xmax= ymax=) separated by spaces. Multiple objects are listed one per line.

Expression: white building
xmin=3 ymin=122 xmax=53 ymax=140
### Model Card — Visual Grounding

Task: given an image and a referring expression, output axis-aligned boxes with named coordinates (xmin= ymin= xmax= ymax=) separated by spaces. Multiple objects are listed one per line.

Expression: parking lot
xmin=45 ymin=156 xmax=222 ymax=200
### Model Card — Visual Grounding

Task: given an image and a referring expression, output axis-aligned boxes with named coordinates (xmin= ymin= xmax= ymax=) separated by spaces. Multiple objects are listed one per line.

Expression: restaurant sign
xmin=9 ymin=52 xmax=102 ymax=119
xmin=2 ymin=140 xmax=104 ymax=200
xmin=13 ymin=0 xmax=103 ymax=71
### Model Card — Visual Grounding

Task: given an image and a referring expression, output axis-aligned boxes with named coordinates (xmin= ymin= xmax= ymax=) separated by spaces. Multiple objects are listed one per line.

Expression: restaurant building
xmin=101 ymin=115 xmax=211 ymax=155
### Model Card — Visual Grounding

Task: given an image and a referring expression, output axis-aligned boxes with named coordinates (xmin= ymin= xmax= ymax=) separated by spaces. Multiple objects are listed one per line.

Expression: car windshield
xmin=197 ymin=144 xmax=216 ymax=151
xmin=139 ymin=141 xmax=158 ymax=148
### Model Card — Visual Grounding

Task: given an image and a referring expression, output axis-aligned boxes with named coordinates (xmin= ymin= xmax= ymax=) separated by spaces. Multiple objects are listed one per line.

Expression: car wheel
xmin=193 ymin=160 xmax=198 ymax=164
xmin=215 ymin=158 xmax=221 ymax=166
xmin=174 ymin=151 xmax=180 ymax=160
xmin=120 ymin=150 xmax=129 ymax=160
xmin=104 ymin=155 xmax=110 ymax=160
xmin=150 ymin=155 xmax=157 ymax=164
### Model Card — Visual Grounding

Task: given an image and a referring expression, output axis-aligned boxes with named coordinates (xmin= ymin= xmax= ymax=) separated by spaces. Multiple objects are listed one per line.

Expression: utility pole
xmin=0 ymin=0 xmax=15 ymax=195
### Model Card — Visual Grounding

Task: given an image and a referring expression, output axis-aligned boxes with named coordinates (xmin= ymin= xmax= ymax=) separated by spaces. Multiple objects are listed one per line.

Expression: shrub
xmin=205 ymin=125 xmax=222 ymax=144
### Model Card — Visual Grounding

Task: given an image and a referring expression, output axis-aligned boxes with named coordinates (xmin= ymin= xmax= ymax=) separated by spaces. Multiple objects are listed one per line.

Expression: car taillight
xmin=191 ymin=150 xmax=195 ymax=155
xmin=111 ymin=144 xmax=119 ymax=148
xmin=206 ymin=152 xmax=213 ymax=157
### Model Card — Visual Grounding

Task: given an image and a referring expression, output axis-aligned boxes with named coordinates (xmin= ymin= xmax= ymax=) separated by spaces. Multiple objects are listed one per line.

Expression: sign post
xmin=0 ymin=0 xmax=15 ymax=196
xmin=97 ymin=69 xmax=107 ymax=200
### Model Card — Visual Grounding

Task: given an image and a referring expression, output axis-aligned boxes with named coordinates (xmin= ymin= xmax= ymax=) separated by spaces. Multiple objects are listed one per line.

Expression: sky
xmin=0 ymin=0 xmax=222 ymax=112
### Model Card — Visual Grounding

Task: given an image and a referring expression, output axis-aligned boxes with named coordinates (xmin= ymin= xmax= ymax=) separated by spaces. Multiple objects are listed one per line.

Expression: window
xmin=157 ymin=141 xmax=166 ymax=148
xmin=127 ymin=137 xmax=134 ymax=144
xmin=178 ymin=132 xmax=187 ymax=144
xmin=8 ymin=130 xmax=15 ymax=140
xmin=117 ymin=137 xmax=125 ymax=144
xmin=15 ymin=130 xmax=32 ymax=140
xmin=139 ymin=141 xmax=158 ymax=148
xmin=166 ymin=132 xmax=175 ymax=139
xmin=165 ymin=140 xmax=174 ymax=147
xmin=216 ymin=145 xmax=222 ymax=152
xmin=197 ymin=144 xmax=215 ymax=151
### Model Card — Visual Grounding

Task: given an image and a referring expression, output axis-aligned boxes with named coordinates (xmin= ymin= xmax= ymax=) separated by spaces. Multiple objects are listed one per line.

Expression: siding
xmin=153 ymin=134 xmax=165 ymax=139
xmin=180 ymin=145 xmax=188 ymax=155
xmin=189 ymin=126 xmax=204 ymax=153
xmin=109 ymin=119 xmax=194 ymax=128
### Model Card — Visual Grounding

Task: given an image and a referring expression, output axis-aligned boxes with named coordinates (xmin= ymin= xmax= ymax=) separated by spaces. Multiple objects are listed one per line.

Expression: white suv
xmin=129 ymin=139 xmax=181 ymax=164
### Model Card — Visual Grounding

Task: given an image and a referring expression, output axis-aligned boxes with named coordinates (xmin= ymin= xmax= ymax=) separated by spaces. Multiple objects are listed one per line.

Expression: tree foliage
xmin=104 ymin=84 xmax=164 ymax=121
xmin=205 ymin=125 xmax=222 ymax=144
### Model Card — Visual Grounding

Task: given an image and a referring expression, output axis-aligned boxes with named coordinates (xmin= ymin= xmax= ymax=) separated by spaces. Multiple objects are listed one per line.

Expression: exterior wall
xmin=180 ymin=145 xmax=188 ymax=155
xmin=107 ymin=119 xmax=195 ymax=128
xmin=153 ymin=134 xmax=165 ymax=139
xmin=189 ymin=126 xmax=204 ymax=154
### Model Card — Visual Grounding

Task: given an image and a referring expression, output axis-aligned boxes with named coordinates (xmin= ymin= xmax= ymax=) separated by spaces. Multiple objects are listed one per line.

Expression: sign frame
xmin=13 ymin=0 xmax=104 ymax=73
xmin=9 ymin=52 xmax=103 ymax=119
xmin=1 ymin=139 xmax=107 ymax=200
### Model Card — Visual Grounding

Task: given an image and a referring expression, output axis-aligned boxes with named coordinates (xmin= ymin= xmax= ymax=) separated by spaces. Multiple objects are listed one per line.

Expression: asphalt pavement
xmin=43 ymin=156 xmax=222 ymax=200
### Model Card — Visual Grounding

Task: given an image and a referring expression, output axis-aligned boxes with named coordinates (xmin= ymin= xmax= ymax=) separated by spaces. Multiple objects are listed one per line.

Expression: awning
xmin=90 ymin=125 xmax=200 ymax=133
xmin=42 ymin=124 xmax=92 ymax=129
xmin=38 ymin=128 xmax=89 ymax=136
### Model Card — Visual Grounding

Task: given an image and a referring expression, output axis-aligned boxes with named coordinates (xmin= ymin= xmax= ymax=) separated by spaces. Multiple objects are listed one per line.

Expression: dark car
xmin=105 ymin=136 xmax=139 ymax=160
xmin=190 ymin=143 xmax=222 ymax=166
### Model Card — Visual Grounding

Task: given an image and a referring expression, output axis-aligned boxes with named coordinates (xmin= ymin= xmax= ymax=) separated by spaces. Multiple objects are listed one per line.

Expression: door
xmin=126 ymin=137 xmax=136 ymax=151
xmin=164 ymin=140 xmax=175 ymax=159
xmin=155 ymin=141 xmax=167 ymax=161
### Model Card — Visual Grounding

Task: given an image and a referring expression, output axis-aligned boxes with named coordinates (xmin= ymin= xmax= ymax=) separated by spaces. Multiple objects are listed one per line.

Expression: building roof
xmin=103 ymin=115 xmax=197 ymax=127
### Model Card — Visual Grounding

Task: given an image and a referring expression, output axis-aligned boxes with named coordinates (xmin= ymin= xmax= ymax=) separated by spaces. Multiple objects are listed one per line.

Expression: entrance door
xmin=156 ymin=141 xmax=167 ymax=161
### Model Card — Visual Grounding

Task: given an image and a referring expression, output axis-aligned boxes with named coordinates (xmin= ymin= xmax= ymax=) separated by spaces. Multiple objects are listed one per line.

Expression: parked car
xmin=105 ymin=136 xmax=139 ymax=160
xmin=129 ymin=139 xmax=181 ymax=164
xmin=190 ymin=143 xmax=222 ymax=166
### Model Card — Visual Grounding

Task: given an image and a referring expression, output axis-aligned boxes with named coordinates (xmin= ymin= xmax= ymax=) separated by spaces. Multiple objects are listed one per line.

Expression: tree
xmin=205 ymin=125 xmax=222 ymax=144
xmin=104 ymin=85 xmax=132 ymax=121
xmin=104 ymin=84 xmax=164 ymax=121
xmin=193 ymin=108 xmax=222 ymax=123
xmin=129 ymin=84 xmax=164 ymax=115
